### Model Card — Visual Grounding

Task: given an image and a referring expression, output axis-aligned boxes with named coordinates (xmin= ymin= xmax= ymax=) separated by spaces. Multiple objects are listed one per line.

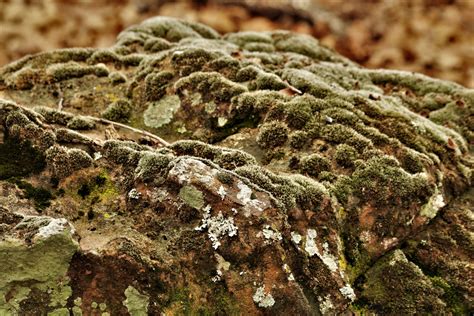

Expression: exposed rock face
xmin=0 ymin=17 xmax=472 ymax=315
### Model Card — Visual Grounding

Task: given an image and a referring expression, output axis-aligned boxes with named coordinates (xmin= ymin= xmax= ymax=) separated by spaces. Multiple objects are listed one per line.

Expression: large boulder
xmin=0 ymin=17 xmax=472 ymax=315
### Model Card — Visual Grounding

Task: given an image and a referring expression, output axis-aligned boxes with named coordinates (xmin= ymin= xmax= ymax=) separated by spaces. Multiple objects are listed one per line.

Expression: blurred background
xmin=0 ymin=0 xmax=473 ymax=87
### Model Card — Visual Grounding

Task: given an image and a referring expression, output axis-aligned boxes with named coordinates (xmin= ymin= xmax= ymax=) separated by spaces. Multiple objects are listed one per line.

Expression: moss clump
xmin=235 ymin=164 xmax=327 ymax=210
xmin=171 ymin=48 xmax=220 ymax=76
xmin=320 ymin=124 xmax=373 ymax=151
xmin=250 ymin=72 xmax=287 ymax=91
xmin=359 ymin=250 xmax=446 ymax=315
xmin=103 ymin=140 xmax=145 ymax=165
xmin=134 ymin=151 xmax=172 ymax=182
xmin=179 ymin=185 xmax=205 ymax=210
xmin=289 ymin=131 xmax=309 ymax=149
xmin=174 ymin=72 xmax=247 ymax=102
xmin=429 ymin=276 xmax=469 ymax=315
xmin=299 ymin=154 xmax=331 ymax=177
xmin=66 ymin=116 xmax=95 ymax=130
xmin=0 ymin=137 xmax=45 ymax=180
xmin=101 ymin=100 xmax=132 ymax=122
xmin=144 ymin=71 xmax=174 ymax=102
xmin=108 ymin=72 xmax=127 ymax=84
xmin=351 ymin=156 xmax=433 ymax=206
xmin=45 ymin=146 xmax=93 ymax=179
xmin=400 ymin=149 xmax=425 ymax=174
xmin=214 ymin=151 xmax=255 ymax=170
xmin=33 ymin=107 xmax=73 ymax=125
xmin=46 ymin=62 xmax=109 ymax=83
xmin=334 ymin=144 xmax=358 ymax=168
xmin=257 ymin=121 xmax=289 ymax=149
xmin=143 ymin=95 xmax=181 ymax=128
xmin=144 ymin=38 xmax=172 ymax=52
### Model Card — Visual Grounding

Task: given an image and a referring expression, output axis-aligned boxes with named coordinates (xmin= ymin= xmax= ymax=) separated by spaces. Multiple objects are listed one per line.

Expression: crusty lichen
xmin=0 ymin=215 xmax=78 ymax=315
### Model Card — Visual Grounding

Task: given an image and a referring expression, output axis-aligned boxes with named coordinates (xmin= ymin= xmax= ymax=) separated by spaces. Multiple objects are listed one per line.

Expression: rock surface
xmin=0 ymin=17 xmax=472 ymax=315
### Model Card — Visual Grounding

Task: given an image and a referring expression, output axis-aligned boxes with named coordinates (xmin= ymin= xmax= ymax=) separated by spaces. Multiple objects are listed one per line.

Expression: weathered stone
xmin=0 ymin=17 xmax=472 ymax=315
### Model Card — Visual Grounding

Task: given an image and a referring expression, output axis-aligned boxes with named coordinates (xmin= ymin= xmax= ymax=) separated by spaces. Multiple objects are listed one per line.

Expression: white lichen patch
xmin=195 ymin=205 xmax=238 ymax=249
xmin=168 ymin=158 xmax=209 ymax=185
xmin=304 ymin=229 xmax=318 ymax=256
xmin=318 ymin=295 xmax=334 ymax=315
xmin=253 ymin=285 xmax=275 ymax=308
xmin=283 ymin=264 xmax=295 ymax=281
xmin=128 ymin=188 xmax=141 ymax=200
xmin=420 ymin=191 xmax=445 ymax=219
xmin=217 ymin=185 xmax=227 ymax=200
xmin=37 ymin=218 xmax=70 ymax=238
xmin=291 ymin=231 xmax=302 ymax=245
xmin=262 ymin=225 xmax=282 ymax=244
xmin=304 ymin=229 xmax=339 ymax=272
xmin=320 ymin=242 xmax=339 ymax=272
xmin=339 ymin=284 xmax=356 ymax=301
xmin=93 ymin=152 xmax=102 ymax=160
xmin=236 ymin=180 xmax=252 ymax=204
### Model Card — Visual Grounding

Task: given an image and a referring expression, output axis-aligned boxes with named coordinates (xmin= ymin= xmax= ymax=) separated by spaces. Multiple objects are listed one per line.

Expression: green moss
xmin=5 ymin=110 xmax=33 ymax=127
xmin=74 ymin=170 xmax=118 ymax=206
xmin=48 ymin=308 xmax=70 ymax=316
xmin=144 ymin=38 xmax=172 ymax=52
xmin=171 ymin=48 xmax=220 ymax=76
xmin=429 ymin=276 xmax=468 ymax=315
xmin=400 ymin=149 xmax=424 ymax=173
xmin=289 ymin=131 xmax=309 ymax=149
xmin=225 ymin=32 xmax=273 ymax=47
xmin=359 ymin=250 xmax=446 ymax=315
xmin=330 ymin=175 xmax=353 ymax=204
xmin=0 ymin=137 xmax=46 ymax=180
xmin=299 ymin=154 xmax=331 ymax=177
xmin=250 ymin=72 xmax=287 ymax=91
xmin=285 ymin=103 xmax=312 ymax=130
xmin=334 ymin=144 xmax=358 ymax=168
xmin=179 ymin=185 xmax=205 ymax=210
xmin=45 ymin=146 xmax=93 ymax=179
xmin=214 ymin=150 xmax=257 ymax=170
xmin=66 ymin=116 xmax=95 ymax=130
xmin=174 ymin=72 xmax=247 ymax=102
xmin=123 ymin=286 xmax=149 ymax=316
xmin=273 ymin=31 xmax=349 ymax=63
xmin=134 ymin=151 xmax=172 ymax=182
xmin=108 ymin=72 xmax=127 ymax=84
xmin=88 ymin=50 xmax=120 ymax=64
xmin=143 ymin=95 xmax=181 ymax=128
xmin=46 ymin=62 xmax=109 ymax=83
xmin=144 ymin=71 xmax=174 ymax=101
xmin=103 ymin=140 xmax=144 ymax=165
xmin=351 ymin=156 xmax=434 ymax=206
xmin=321 ymin=124 xmax=373 ymax=151
xmin=101 ymin=100 xmax=132 ymax=122
xmin=257 ymin=121 xmax=289 ymax=149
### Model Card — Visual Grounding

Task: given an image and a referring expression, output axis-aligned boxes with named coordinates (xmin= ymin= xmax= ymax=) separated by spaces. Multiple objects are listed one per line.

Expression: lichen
xmin=0 ymin=216 xmax=78 ymax=314
xmin=123 ymin=286 xmax=149 ymax=316
xmin=143 ymin=95 xmax=181 ymax=128
xmin=179 ymin=185 xmax=205 ymax=210
xmin=253 ymin=285 xmax=275 ymax=308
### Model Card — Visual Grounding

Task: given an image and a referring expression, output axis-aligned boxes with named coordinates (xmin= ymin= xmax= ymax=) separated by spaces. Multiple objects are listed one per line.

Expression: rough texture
xmin=0 ymin=17 xmax=472 ymax=315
